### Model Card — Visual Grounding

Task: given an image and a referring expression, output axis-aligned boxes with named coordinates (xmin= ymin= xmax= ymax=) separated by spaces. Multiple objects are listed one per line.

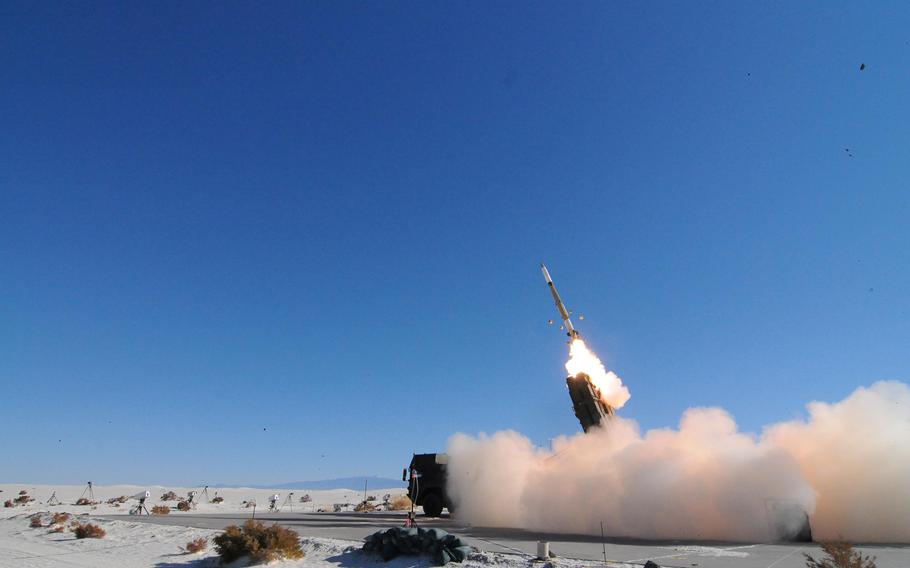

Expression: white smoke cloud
xmin=447 ymin=381 xmax=910 ymax=543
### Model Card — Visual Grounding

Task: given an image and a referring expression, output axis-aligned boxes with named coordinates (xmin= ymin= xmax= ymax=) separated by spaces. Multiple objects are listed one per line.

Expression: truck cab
xmin=404 ymin=453 xmax=453 ymax=517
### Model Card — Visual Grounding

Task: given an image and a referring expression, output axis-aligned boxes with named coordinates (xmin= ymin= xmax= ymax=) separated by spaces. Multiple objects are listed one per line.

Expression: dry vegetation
xmin=71 ymin=522 xmax=106 ymax=539
xmin=14 ymin=494 xmax=32 ymax=504
xmin=106 ymin=495 xmax=128 ymax=505
xmin=74 ymin=498 xmax=97 ymax=506
xmin=805 ymin=542 xmax=877 ymax=568
xmin=213 ymin=520 xmax=304 ymax=565
xmin=354 ymin=501 xmax=377 ymax=513
xmin=299 ymin=494 xmax=312 ymax=503
xmin=176 ymin=500 xmax=191 ymax=511
xmin=51 ymin=512 xmax=71 ymax=524
xmin=29 ymin=516 xmax=43 ymax=528
xmin=48 ymin=525 xmax=65 ymax=533
xmin=184 ymin=537 xmax=208 ymax=554
xmin=211 ymin=496 xmax=224 ymax=504
xmin=388 ymin=495 xmax=412 ymax=511
xmin=160 ymin=491 xmax=179 ymax=501
xmin=151 ymin=505 xmax=171 ymax=515
xmin=3 ymin=500 xmax=13 ymax=508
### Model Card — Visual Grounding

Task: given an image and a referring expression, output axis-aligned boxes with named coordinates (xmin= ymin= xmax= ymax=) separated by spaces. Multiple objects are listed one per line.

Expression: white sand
xmin=0 ymin=483 xmax=408 ymax=518
xmin=0 ymin=483 xmax=539 ymax=568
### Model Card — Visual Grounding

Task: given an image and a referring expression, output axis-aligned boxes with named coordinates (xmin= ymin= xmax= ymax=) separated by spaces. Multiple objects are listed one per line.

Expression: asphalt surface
xmin=104 ymin=511 xmax=910 ymax=568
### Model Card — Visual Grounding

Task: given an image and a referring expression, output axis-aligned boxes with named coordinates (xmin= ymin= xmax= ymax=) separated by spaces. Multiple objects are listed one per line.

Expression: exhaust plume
xmin=565 ymin=338 xmax=630 ymax=408
xmin=447 ymin=381 xmax=910 ymax=542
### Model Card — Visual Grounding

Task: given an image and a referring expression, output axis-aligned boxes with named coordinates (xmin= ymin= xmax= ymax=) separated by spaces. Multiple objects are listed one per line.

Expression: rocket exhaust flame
xmin=566 ymin=338 xmax=631 ymax=409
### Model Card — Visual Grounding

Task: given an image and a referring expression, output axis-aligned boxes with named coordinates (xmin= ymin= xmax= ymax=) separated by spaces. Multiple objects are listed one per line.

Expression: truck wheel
xmin=422 ymin=493 xmax=443 ymax=517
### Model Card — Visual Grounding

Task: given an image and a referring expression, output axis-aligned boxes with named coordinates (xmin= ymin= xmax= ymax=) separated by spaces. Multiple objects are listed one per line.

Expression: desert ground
xmin=2 ymin=483 xmax=908 ymax=568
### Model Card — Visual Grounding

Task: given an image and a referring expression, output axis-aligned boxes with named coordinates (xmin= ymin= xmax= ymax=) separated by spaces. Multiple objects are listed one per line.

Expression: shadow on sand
xmin=153 ymin=555 xmax=220 ymax=568
xmin=328 ymin=548 xmax=435 ymax=568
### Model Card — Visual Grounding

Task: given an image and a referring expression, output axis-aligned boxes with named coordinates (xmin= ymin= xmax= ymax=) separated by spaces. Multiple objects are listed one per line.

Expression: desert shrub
xmin=14 ymin=494 xmax=31 ymax=504
xmin=160 ymin=491 xmax=178 ymax=501
xmin=106 ymin=495 xmax=128 ymax=505
xmin=74 ymin=498 xmax=95 ymax=506
xmin=48 ymin=525 xmax=65 ymax=533
xmin=367 ymin=495 xmax=377 ymax=502
xmin=388 ymin=495 xmax=412 ymax=511
xmin=185 ymin=537 xmax=208 ymax=554
xmin=151 ymin=505 xmax=170 ymax=515
xmin=299 ymin=494 xmax=312 ymax=503
xmin=71 ymin=522 xmax=106 ymax=539
xmin=805 ymin=542 xmax=877 ymax=568
xmin=30 ymin=516 xmax=43 ymax=528
xmin=51 ymin=512 xmax=71 ymax=524
xmin=3 ymin=500 xmax=13 ymax=508
xmin=211 ymin=496 xmax=224 ymax=504
xmin=213 ymin=520 xmax=304 ymax=564
xmin=354 ymin=501 xmax=376 ymax=513
xmin=19 ymin=490 xmax=28 ymax=496
xmin=176 ymin=500 xmax=190 ymax=511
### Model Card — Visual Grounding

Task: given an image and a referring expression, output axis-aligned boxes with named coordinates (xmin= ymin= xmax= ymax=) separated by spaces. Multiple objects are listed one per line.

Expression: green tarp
xmin=362 ymin=527 xmax=473 ymax=565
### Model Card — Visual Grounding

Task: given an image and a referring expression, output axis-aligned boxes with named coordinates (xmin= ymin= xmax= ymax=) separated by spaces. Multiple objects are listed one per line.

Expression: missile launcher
xmin=567 ymin=372 xmax=615 ymax=432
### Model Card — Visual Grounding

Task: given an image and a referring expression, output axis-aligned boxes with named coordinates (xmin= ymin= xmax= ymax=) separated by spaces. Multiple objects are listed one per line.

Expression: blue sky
xmin=1 ymin=2 xmax=908 ymax=485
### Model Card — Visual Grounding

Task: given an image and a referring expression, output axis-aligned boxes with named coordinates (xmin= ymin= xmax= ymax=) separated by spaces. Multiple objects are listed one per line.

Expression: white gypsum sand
xmin=0 ymin=483 xmax=557 ymax=568
xmin=0 ymin=483 xmax=403 ymax=568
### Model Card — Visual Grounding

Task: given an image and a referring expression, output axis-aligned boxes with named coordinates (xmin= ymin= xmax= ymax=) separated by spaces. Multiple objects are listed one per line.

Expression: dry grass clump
xmin=299 ymin=494 xmax=312 ymax=503
xmin=71 ymin=522 xmax=106 ymax=539
xmin=213 ymin=520 xmax=304 ymax=564
xmin=805 ymin=542 xmax=877 ymax=568
xmin=19 ymin=490 xmax=28 ymax=496
xmin=74 ymin=498 xmax=96 ymax=506
xmin=388 ymin=495 xmax=412 ymax=511
xmin=160 ymin=491 xmax=178 ymax=501
xmin=151 ymin=505 xmax=171 ymax=515
xmin=48 ymin=525 xmax=66 ymax=533
xmin=29 ymin=515 xmax=43 ymax=528
xmin=106 ymin=495 xmax=128 ymax=505
xmin=14 ymin=494 xmax=32 ymax=504
xmin=184 ymin=537 xmax=208 ymax=554
xmin=176 ymin=500 xmax=191 ymax=511
xmin=354 ymin=501 xmax=376 ymax=513
xmin=211 ymin=496 xmax=224 ymax=504
xmin=51 ymin=512 xmax=71 ymax=524
xmin=3 ymin=500 xmax=13 ymax=508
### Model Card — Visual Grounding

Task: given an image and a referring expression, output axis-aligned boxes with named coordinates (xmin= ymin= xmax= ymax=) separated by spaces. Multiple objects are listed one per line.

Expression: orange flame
xmin=565 ymin=338 xmax=631 ymax=409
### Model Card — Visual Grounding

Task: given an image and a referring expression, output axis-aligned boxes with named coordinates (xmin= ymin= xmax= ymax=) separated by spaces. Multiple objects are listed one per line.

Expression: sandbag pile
xmin=362 ymin=527 xmax=473 ymax=565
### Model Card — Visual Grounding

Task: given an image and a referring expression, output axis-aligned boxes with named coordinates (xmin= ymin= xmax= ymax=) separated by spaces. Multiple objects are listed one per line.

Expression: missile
xmin=540 ymin=263 xmax=579 ymax=340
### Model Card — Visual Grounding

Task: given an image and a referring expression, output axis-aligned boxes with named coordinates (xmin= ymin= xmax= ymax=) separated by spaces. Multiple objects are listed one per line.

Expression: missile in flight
xmin=540 ymin=263 xmax=579 ymax=340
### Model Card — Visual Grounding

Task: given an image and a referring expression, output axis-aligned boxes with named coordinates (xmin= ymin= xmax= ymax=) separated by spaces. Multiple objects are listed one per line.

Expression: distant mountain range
xmin=212 ymin=476 xmax=405 ymax=491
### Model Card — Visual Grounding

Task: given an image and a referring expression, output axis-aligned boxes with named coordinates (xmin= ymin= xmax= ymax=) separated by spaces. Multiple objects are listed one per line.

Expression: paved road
xmin=104 ymin=511 xmax=910 ymax=568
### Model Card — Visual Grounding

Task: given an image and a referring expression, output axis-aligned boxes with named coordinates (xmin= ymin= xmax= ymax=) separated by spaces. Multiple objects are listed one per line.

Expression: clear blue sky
xmin=2 ymin=2 xmax=908 ymax=486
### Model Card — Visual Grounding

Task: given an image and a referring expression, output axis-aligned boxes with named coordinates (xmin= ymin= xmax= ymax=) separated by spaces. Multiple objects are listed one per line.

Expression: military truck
xmin=403 ymin=453 xmax=452 ymax=517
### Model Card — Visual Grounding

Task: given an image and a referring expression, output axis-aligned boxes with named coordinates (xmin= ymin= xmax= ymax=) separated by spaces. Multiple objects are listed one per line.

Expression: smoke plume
xmin=447 ymin=381 xmax=910 ymax=542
